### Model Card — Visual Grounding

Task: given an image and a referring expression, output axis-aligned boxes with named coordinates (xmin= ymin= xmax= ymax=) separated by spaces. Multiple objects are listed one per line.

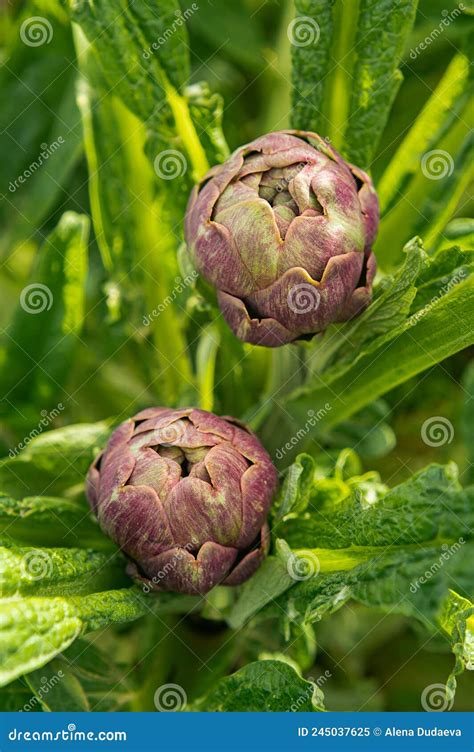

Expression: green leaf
xmin=272 ymin=454 xmax=316 ymax=520
xmin=307 ymin=238 xmax=426 ymax=374
xmin=227 ymin=553 xmax=294 ymax=630
xmin=291 ymin=0 xmax=419 ymax=166
xmin=377 ymin=50 xmax=474 ymax=266
xmin=437 ymin=218 xmax=474 ymax=251
xmin=0 ymin=597 xmax=83 ymax=687
xmin=230 ymin=460 xmax=472 ymax=636
xmin=0 ymin=3 xmax=82 ymax=254
xmin=259 ymin=241 xmax=474 ymax=456
xmin=0 ymin=545 xmax=127 ymax=597
xmin=190 ymin=659 xmax=322 ymax=711
xmin=438 ymin=590 xmax=474 ymax=695
xmin=461 ymin=361 xmax=474 ymax=484
xmin=22 ymin=639 xmax=133 ymax=711
xmin=279 ymin=464 xmax=470 ymax=550
xmin=24 ymin=659 xmax=90 ymax=712
xmin=323 ymin=401 xmax=396 ymax=460
xmin=185 ymin=82 xmax=230 ymax=166
xmin=0 ymin=212 xmax=89 ymax=410
xmin=0 ymin=495 xmax=114 ymax=551
xmin=0 ymin=422 xmax=110 ymax=499
xmin=0 ymin=587 xmax=198 ymax=687
xmin=73 ymin=31 xmax=193 ymax=399
xmin=72 ymin=0 xmax=208 ymax=182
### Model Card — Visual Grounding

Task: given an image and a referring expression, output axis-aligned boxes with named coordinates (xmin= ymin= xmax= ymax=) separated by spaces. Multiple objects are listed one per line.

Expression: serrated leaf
xmin=0 ymin=587 xmax=198 ymax=687
xmin=291 ymin=0 xmax=419 ymax=166
xmin=72 ymin=0 xmax=208 ymax=183
xmin=272 ymin=454 xmax=316 ymax=520
xmin=259 ymin=242 xmax=474 ymax=457
xmin=189 ymin=660 xmax=322 ymax=711
xmin=0 ymin=545 xmax=126 ymax=597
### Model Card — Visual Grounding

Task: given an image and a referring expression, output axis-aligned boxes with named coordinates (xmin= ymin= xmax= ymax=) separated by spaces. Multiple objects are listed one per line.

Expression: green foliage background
xmin=0 ymin=0 xmax=473 ymax=712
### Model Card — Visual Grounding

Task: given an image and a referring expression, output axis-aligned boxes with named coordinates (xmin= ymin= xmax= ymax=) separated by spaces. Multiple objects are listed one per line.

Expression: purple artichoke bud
xmin=185 ymin=130 xmax=378 ymax=347
xmin=86 ymin=408 xmax=277 ymax=595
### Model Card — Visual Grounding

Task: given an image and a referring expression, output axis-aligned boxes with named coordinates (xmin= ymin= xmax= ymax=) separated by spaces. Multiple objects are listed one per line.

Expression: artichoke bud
xmin=87 ymin=407 xmax=277 ymax=595
xmin=185 ymin=130 xmax=379 ymax=347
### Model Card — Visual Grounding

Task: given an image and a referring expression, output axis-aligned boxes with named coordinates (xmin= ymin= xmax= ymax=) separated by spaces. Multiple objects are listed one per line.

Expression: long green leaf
xmin=377 ymin=50 xmax=474 ymax=266
xmin=291 ymin=0 xmax=419 ymax=166
xmin=0 ymin=212 xmax=89 ymax=412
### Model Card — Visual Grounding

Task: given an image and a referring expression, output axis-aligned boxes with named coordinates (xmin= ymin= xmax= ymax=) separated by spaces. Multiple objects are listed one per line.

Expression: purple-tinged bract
xmin=87 ymin=407 xmax=277 ymax=595
xmin=185 ymin=130 xmax=379 ymax=347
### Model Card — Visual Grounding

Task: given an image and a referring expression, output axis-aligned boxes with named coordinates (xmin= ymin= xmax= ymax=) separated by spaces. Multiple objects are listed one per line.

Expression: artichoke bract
xmin=87 ymin=408 xmax=277 ymax=595
xmin=185 ymin=130 xmax=378 ymax=347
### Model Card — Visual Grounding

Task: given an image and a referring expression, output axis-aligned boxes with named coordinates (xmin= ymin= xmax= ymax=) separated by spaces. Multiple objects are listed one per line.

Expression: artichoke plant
xmin=87 ymin=407 xmax=277 ymax=595
xmin=185 ymin=130 xmax=379 ymax=347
